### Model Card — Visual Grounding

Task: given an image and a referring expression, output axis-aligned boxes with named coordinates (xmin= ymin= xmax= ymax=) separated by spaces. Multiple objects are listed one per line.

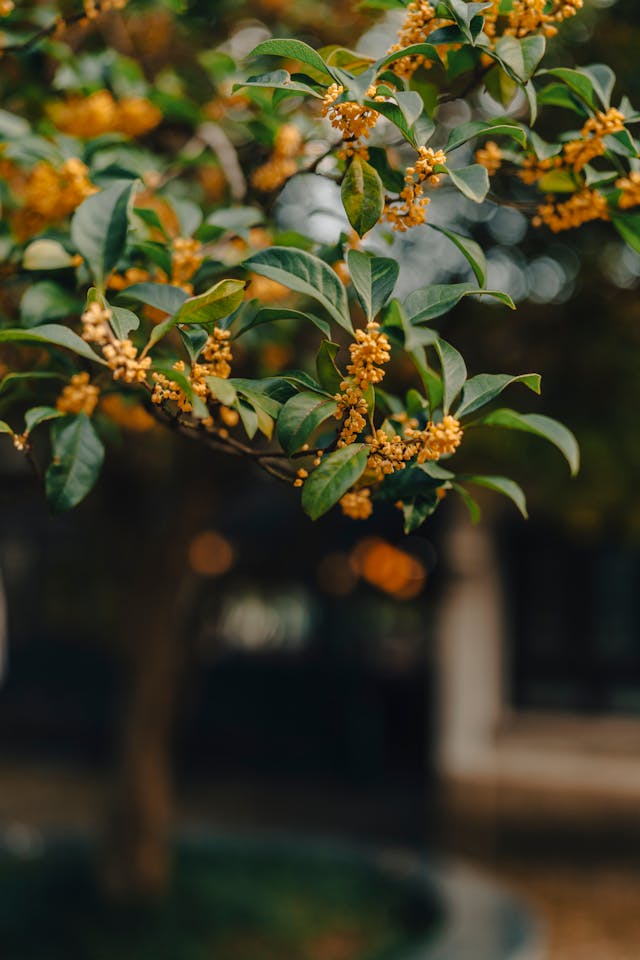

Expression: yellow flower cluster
xmin=49 ymin=90 xmax=161 ymax=139
xmin=321 ymin=84 xmax=380 ymax=159
xmin=366 ymin=428 xmax=415 ymax=480
xmin=384 ymin=146 xmax=446 ymax=231
xmin=82 ymin=0 xmax=127 ymax=20
xmin=340 ymin=487 xmax=373 ymax=520
xmin=335 ymin=322 xmax=390 ymax=446
xmin=406 ymin=414 xmax=463 ymax=462
xmin=14 ymin=158 xmax=96 ymax=238
xmin=0 ymin=1 xmax=14 ymax=16
xmin=103 ymin=339 xmax=152 ymax=384
xmin=616 ymin=171 xmax=640 ymax=210
xmin=386 ymin=0 xmax=453 ymax=79
xmin=519 ymin=153 xmax=562 ymax=185
xmin=533 ymin=187 xmax=609 ymax=232
xmin=56 ymin=372 xmax=100 ymax=416
xmin=202 ymin=327 xmax=233 ymax=380
xmin=171 ymin=237 xmax=202 ymax=291
xmin=108 ymin=267 xmax=153 ymax=291
xmin=484 ymin=0 xmax=582 ymax=40
xmin=562 ymin=108 xmax=625 ymax=172
xmin=365 ymin=415 xmax=463 ymax=482
xmin=81 ymin=301 xmax=112 ymax=345
xmin=251 ymin=124 xmax=303 ymax=192
xmin=151 ymin=366 xmax=191 ymax=412
xmin=475 ymin=141 xmax=503 ymax=176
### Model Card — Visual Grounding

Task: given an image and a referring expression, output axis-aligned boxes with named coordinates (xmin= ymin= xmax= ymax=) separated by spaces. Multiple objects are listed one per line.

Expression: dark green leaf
xmin=460 ymin=474 xmax=528 ymax=518
xmin=245 ymin=247 xmax=352 ymax=332
xmin=445 ymin=119 xmax=527 ymax=153
xmin=70 ymin=179 xmax=136 ymax=290
xmin=234 ymin=306 xmax=330 ymax=339
xmin=427 ymin=224 xmax=486 ymax=286
xmin=277 ymin=390 xmax=339 ymax=455
xmin=301 ymin=444 xmax=369 ymax=519
xmin=316 ymin=340 xmax=343 ymax=394
xmin=0 ymin=324 xmax=106 ymax=364
xmin=249 ymin=39 xmax=334 ymax=80
xmin=341 ymin=154 xmax=384 ymax=237
xmin=45 ymin=414 xmax=105 ymax=512
xmin=435 ymin=338 xmax=467 ymax=413
xmin=455 ymin=372 xmax=541 ymax=418
xmin=347 ymin=250 xmax=398 ymax=320
xmin=24 ymin=406 xmax=64 ymax=433
xmin=447 ymin=164 xmax=490 ymax=203
xmin=117 ymin=282 xmax=188 ymax=316
xmin=471 ymin=408 xmax=579 ymax=474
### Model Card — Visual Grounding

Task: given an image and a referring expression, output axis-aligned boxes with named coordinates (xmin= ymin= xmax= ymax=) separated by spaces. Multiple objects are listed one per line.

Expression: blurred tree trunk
xmin=102 ymin=592 xmax=182 ymax=899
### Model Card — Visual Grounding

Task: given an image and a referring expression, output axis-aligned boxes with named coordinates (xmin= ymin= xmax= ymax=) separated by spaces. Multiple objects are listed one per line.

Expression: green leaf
xmin=234 ymin=306 xmax=330 ymax=339
xmin=245 ymin=247 xmax=352 ymax=333
xmin=377 ymin=42 xmax=442 ymax=71
xmin=0 ymin=371 xmax=65 ymax=396
xmin=70 ymin=179 xmax=136 ymax=290
xmin=402 ymin=495 xmax=440 ymax=533
xmin=341 ymin=155 xmax=384 ymax=238
xmin=0 ymin=420 xmax=13 ymax=436
xmin=435 ymin=339 xmax=467 ymax=414
xmin=368 ymin=146 xmax=407 ymax=193
xmin=0 ymin=324 xmax=106 ymax=365
xmin=20 ymin=282 xmax=81 ymax=328
xmin=427 ymin=224 xmax=486 ymax=286
xmin=492 ymin=34 xmax=545 ymax=83
xmin=239 ymin=69 xmax=324 ymax=99
xmin=460 ymin=474 xmax=528 ymax=518
xmin=24 ymin=406 xmax=64 ymax=433
xmin=301 ymin=444 xmax=369 ymax=520
xmin=118 ymin=282 xmax=188 ymax=316
xmin=249 ymin=39 xmax=334 ymax=80
xmin=316 ymin=340 xmax=343 ymax=394
xmin=404 ymin=282 xmax=514 ymax=324
xmin=205 ymin=375 xmax=237 ymax=406
xmin=173 ymin=279 xmax=246 ymax=326
xmin=445 ymin=119 xmax=527 ymax=153
xmin=484 ymin=65 xmax=519 ymax=109
xmin=446 ymin=164 xmax=490 ymax=203
xmin=471 ymin=408 xmax=579 ymax=474
xmin=108 ymin=304 xmax=140 ymax=339
xmin=22 ymin=239 xmax=76 ymax=271
xmin=455 ymin=372 xmax=541 ymax=418
xmin=45 ymin=414 xmax=105 ymax=512
xmin=612 ymin=214 xmax=640 ymax=254
xmin=538 ymin=68 xmax=595 ymax=108
xmin=235 ymin=400 xmax=259 ymax=439
xmin=152 ymin=365 xmax=209 ymax=419
xmin=452 ymin=483 xmax=481 ymax=523
xmin=277 ymin=390 xmax=339 ymax=455
xmin=580 ymin=63 xmax=615 ymax=110
xmin=347 ymin=250 xmax=398 ymax=321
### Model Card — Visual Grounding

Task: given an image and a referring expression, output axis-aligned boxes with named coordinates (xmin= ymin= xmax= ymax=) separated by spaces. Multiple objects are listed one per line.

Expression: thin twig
xmin=2 ymin=3 xmax=114 ymax=55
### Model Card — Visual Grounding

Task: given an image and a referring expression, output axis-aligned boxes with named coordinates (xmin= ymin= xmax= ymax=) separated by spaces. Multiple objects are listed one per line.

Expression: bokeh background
xmin=1 ymin=1 xmax=640 ymax=958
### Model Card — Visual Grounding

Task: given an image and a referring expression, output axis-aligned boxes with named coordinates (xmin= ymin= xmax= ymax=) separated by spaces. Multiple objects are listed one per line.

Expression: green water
xmin=0 ymin=840 xmax=440 ymax=960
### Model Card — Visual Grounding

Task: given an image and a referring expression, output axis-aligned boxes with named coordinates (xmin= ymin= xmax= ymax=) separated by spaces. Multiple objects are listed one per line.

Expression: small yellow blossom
xmin=475 ymin=141 xmax=503 ymax=176
xmin=384 ymin=147 xmax=446 ymax=231
xmin=81 ymin=301 xmax=112 ymax=345
xmin=103 ymin=339 xmax=152 ymax=384
xmin=251 ymin=123 xmax=303 ymax=192
xmin=56 ymin=372 xmax=100 ymax=416
xmin=340 ymin=487 xmax=373 ymax=519
xmin=533 ymin=188 xmax=610 ymax=232
xmin=321 ymin=83 xmax=380 ymax=158
xmin=616 ymin=171 xmax=640 ymax=210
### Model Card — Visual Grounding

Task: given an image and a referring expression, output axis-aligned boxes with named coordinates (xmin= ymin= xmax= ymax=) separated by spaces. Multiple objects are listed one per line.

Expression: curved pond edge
xmin=0 ymin=825 xmax=544 ymax=960
xmin=177 ymin=827 xmax=544 ymax=960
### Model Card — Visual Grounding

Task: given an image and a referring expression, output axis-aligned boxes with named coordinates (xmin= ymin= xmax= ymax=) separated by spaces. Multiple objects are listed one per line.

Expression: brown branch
xmin=1 ymin=2 xmax=117 ymax=56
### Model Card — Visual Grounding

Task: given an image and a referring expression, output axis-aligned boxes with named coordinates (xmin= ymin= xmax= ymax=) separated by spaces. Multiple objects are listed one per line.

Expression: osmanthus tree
xmin=0 ymin=0 xmax=637 ymax=894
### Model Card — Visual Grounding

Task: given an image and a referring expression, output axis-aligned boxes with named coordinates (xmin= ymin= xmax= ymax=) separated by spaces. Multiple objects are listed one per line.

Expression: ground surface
xmin=1 ymin=764 xmax=640 ymax=959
